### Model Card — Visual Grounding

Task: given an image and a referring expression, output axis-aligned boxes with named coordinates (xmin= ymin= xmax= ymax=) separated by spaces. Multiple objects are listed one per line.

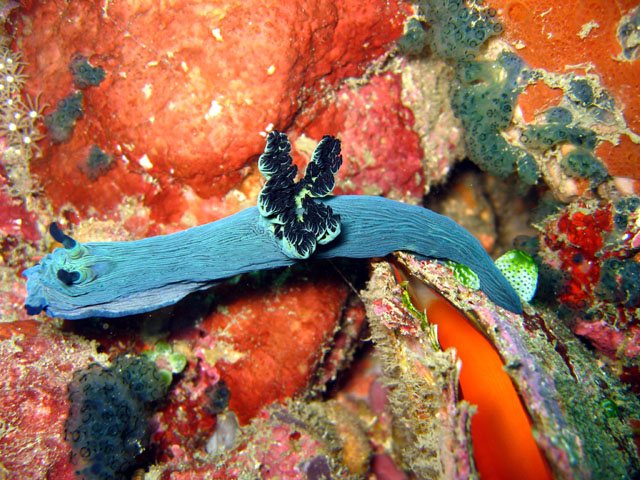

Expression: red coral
xmin=297 ymin=73 xmax=425 ymax=202
xmin=544 ymin=203 xmax=613 ymax=307
xmin=0 ymin=322 xmax=104 ymax=480
xmin=538 ymin=199 xmax=640 ymax=364
xmin=555 ymin=206 xmax=612 ymax=258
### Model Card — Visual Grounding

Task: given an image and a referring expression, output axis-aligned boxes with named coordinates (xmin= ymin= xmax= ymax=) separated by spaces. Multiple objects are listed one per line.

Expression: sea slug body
xmin=23 ymin=132 xmax=522 ymax=319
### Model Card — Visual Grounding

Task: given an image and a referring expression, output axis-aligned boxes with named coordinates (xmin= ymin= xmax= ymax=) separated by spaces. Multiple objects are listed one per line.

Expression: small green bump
xmin=399 ymin=281 xmax=429 ymax=331
xmin=143 ymin=341 xmax=188 ymax=378
xmin=397 ymin=17 xmax=428 ymax=55
xmin=599 ymin=398 xmax=619 ymax=419
xmin=154 ymin=340 xmax=172 ymax=356
xmin=141 ymin=349 xmax=157 ymax=361
xmin=158 ymin=369 xmax=173 ymax=388
xmin=448 ymin=261 xmax=480 ymax=290
xmin=495 ymin=250 xmax=538 ymax=302
xmin=169 ymin=352 xmax=188 ymax=374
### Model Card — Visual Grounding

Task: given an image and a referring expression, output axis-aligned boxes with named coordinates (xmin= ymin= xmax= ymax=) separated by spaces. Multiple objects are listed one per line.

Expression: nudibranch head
xmin=258 ymin=131 xmax=343 ymax=259
xmin=23 ymin=223 xmax=112 ymax=315
xmin=49 ymin=221 xmax=76 ymax=249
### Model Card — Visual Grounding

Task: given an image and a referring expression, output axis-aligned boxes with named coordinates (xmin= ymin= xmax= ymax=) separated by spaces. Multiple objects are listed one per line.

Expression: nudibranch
xmin=24 ymin=131 xmax=522 ymax=319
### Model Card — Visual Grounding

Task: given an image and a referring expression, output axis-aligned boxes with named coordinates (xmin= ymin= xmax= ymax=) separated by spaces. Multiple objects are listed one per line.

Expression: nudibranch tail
xmin=314 ymin=196 xmax=523 ymax=314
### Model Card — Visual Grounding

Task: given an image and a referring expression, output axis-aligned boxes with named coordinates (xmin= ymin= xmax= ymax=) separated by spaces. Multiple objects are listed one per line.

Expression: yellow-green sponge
xmin=495 ymin=250 xmax=538 ymax=303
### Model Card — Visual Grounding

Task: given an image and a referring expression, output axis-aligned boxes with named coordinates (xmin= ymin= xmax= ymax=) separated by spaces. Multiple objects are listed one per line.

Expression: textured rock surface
xmin=16 ymin=0 xmax=406 ymax=223
xmin=161 ymin=402 xmax=363 ymax=479
xmin=536 ymin=198 xmax=640 ymax=364
xmin=188 ymin=269 xmax=350 ymax=425
xmin=0 ymin=321 xmax=107 ymax=480
xmin=395 ymin=253 xmax=640 ymax=480
xmin=296 ymin=72 xmax=425 ymax=203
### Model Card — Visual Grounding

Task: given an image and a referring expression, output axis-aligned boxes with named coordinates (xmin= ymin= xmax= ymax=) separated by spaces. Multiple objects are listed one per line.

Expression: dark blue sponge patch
xmin=64 ymin=356 xmax=168 ymax=480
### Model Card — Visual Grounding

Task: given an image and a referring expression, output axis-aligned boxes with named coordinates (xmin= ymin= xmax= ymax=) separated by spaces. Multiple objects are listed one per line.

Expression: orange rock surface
xmin=0 ymin=322 xmax=103 ymax=480
xmin=492 ymin=0 xmax=640 ymax=179
xmin=194 ymin=271 xmax=349 ymax=424
xmin=16 ymin=0 xmax=405 ymax=223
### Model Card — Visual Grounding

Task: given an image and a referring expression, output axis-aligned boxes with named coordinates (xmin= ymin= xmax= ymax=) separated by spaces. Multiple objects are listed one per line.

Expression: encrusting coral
xmin=0 ymin=46 xmax=45 ymax=195
xmin=64 ymin=355 xmax=170 ymax=480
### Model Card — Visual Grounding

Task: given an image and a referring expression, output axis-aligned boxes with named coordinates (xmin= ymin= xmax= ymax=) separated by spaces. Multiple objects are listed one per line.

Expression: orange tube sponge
xmin=427 ymin=297 xmax=552 ymax=480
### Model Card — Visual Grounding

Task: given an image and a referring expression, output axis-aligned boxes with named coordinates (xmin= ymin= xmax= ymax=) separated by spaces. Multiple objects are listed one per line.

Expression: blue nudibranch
xmin=24 ymin=131 xmax=522 ymax=319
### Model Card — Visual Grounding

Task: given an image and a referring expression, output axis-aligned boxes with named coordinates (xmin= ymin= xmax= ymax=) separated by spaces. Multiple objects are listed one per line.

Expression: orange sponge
xmin=427 ymin=298 xmax=552 ymax=480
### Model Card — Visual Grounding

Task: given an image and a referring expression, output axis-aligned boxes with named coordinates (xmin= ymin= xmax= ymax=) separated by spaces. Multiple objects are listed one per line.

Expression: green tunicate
xmin=158 ymin=369 xmax=173 ymax=388
xmin=596 ymin=258 xmax=640 ymax=308
xmin=142 ymin=340 xmax=188 ymax=378
xmin=520 ymin=124 xmax=597 ymax=152
xmin=169 ymin=352 xmax=188 ymax=374
xmin=116 ymin=355 xmax=169 ymax=403
xmin=83 ymin=145 xmax=114 ymax=181
xmin=397 ymin=17 xmax=428 ymax=55
xmin=495 ymin=250 xmax=538 ymax=302
xmin=154 ymin=340 xmax=172 ymax=356
xmin=516 ymin=151 xmax=540 ymax=185
xmin=561 ymin=148 xmax=608 ymax=187
xmin=451 ymin=51 xmax=535 ymax=182
xmin=43 ymin=91 xmax=84 ymax=143
xmin=569 ymin=78 xmax=594 ymax=107
xmin=618 ymin=6 xmax=640 ymax=60
xmin=418 ymin=0 xmax=503 ymax=61
xmin=69 ymin=54 xmax=106 ymax=89
xmin=613 ymin=196 xmax=640 ymax=229
xmin=545 ymin=107 xmax=573 ymax=125
xmin=64 ymin=355 xmax=169 ymax=480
